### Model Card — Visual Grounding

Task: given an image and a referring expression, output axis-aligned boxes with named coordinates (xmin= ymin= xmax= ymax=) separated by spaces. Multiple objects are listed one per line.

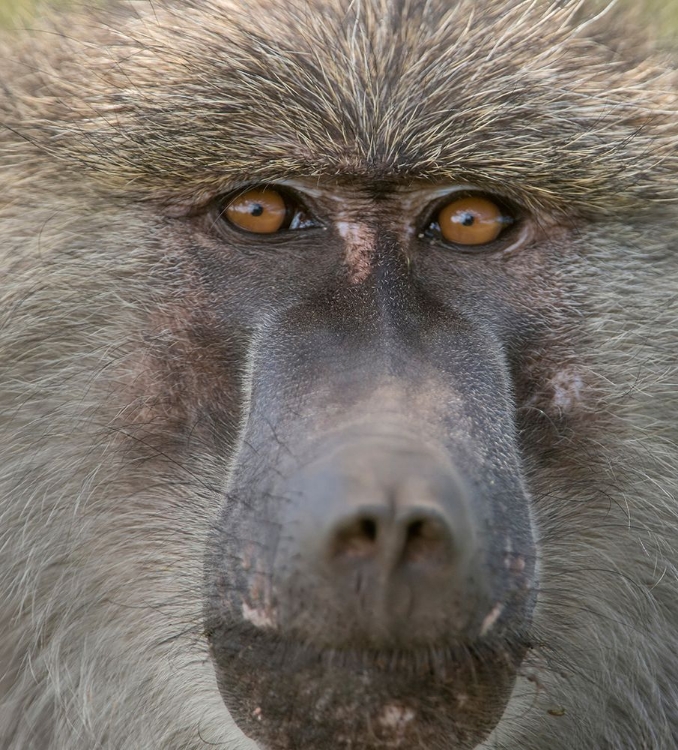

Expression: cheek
xmin=116 ymin=301 xmax=244 ymax=459
xmin=505 ymin=245 xmax=587 ymax=417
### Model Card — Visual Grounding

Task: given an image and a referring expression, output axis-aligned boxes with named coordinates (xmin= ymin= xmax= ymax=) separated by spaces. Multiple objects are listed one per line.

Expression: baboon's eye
xmin=224 ymin=188 xmax=290 ymax=234
xmin=221 ymin=187 xmax=316 ymax=234
xmin=435 ymin=195 xmax=514 ymax=247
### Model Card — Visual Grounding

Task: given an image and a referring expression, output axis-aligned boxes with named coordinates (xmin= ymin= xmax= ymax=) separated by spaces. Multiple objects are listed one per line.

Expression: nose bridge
xmin=310 ymin=227 xmax=432 ymax=345
xmin=239 ymin=283 xmax=509 ymax=504
xmin=364 ymin=231 xmax=430 ymax=337
xmin=244 ymin=223 xmax=472 ymax=429
xmin=333 ymin=193 xmax=410 ymax=284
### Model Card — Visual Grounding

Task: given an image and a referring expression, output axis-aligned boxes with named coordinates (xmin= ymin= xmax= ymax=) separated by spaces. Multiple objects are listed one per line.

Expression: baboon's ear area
xmin=1 ymin=0 xmax=677 ymax=217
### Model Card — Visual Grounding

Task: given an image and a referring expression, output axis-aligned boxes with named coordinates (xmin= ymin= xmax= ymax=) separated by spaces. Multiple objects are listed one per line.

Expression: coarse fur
xmin=0 ymin=0 xmax=677 ymax=748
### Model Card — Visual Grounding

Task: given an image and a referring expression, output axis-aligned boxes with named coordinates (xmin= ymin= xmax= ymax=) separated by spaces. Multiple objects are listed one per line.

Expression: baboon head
xmin=1 ymin=1 xmax=678 ymax=750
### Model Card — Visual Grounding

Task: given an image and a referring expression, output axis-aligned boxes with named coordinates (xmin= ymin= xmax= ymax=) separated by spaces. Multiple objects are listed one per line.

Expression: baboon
xmin=0 ymin=0 xmax=677 ymax=748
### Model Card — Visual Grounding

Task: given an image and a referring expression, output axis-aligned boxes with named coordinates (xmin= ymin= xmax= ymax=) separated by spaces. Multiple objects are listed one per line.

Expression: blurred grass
xmin=0 ymin=0 xmax=677 ymax=36
xmin=0 ymin=0 xmax=73 ymax=27
xmin=0 ymin=0 xmax=33 ymax=26
xmin=0 ymin=0 xmax=56 ymax=27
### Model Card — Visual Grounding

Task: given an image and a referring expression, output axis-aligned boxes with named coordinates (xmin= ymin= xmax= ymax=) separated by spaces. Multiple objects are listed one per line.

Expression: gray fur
xmin=0 ymin=1 xmax=677 ymax=748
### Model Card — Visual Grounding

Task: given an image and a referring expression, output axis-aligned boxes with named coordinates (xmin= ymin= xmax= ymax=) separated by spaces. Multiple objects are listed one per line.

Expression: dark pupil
xmin=250 ymin=204 xmax=264 ymax=217
xmin=460 ymin=212 xmax=475 ymax=227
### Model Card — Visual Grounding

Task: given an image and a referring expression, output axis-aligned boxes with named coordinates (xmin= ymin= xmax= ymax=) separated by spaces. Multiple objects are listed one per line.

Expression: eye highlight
xmin=224 ymin=188 xmax=289 ymax=234
xmin=436 ymin=195 xmax=514 ymax=247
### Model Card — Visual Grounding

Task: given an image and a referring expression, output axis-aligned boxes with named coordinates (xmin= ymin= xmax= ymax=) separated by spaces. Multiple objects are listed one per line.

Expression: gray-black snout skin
xmin=206 ymin=290 xmax=538 ymax=651
xmin=204 ymin=255 xmax=538 ymax=749
xmin=205 ymin=399 xmax=537 ymax=750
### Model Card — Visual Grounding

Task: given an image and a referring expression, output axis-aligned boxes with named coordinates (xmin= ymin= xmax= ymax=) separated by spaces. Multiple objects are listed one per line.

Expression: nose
xmin=276 ymin=435 xmax=492 ymax=642
xmin=327 ymin=473 xmax=462 ymax=573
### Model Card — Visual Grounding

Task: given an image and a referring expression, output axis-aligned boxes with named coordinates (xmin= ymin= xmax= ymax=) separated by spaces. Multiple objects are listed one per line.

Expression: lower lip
xmin=208 ymin=621 xmax=526 ymax=750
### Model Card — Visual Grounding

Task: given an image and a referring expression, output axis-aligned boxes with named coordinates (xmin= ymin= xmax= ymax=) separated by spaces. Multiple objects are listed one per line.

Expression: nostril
xmin=403 ymin=515 xmax=451 ymax=565
xmin=331 ymin=514 xmax=379 ymax=561
xmin=361 ymin=518 xmax=377 ymax=541
xmin=330 ymin=512 xmax=454 ymax=566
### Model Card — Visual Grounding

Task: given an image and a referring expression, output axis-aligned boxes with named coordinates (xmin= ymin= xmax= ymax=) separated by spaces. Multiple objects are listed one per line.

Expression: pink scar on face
xmin=480 ymin=603 xmax=504 ymax=637
xmin=336 ymin=220 xmax=376 ymax=284
xmin=551 ymin=368 xmax=584 ymax=412
xmin=377 ymin=704 xmax=416 ymax=747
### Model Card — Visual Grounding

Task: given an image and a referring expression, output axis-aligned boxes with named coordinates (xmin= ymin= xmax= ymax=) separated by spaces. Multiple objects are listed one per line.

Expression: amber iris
xmin=438 ymin=196 xmax=507 ymax=246
xmin=224 ymin=188 xmax=288 ymax=234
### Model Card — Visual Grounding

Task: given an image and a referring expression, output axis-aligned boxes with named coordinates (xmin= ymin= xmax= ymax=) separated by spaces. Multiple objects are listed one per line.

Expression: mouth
xmin=207 ymin=619 xmax=529 ymax=750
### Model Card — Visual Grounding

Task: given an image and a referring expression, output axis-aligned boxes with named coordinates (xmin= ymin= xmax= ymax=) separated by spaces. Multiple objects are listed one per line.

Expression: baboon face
xmin=3 ymin=0 xmax=678 ymax=749
xmin=203 ymin=182 xmax=538 ymax=749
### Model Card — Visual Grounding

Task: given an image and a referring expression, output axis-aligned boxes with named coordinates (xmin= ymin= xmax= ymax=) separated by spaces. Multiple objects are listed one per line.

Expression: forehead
xmin=138 ymin=0 xmax=584 ymax=185
xmin=20 ymin=0 xmax=672 ymax=216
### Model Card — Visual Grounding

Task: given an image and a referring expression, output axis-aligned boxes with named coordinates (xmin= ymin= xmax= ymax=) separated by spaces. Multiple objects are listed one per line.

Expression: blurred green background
xmin=0 ymin=0 xmax=74 ymax=27
xmin=0 ymin=0 xmax=676 ymax=36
